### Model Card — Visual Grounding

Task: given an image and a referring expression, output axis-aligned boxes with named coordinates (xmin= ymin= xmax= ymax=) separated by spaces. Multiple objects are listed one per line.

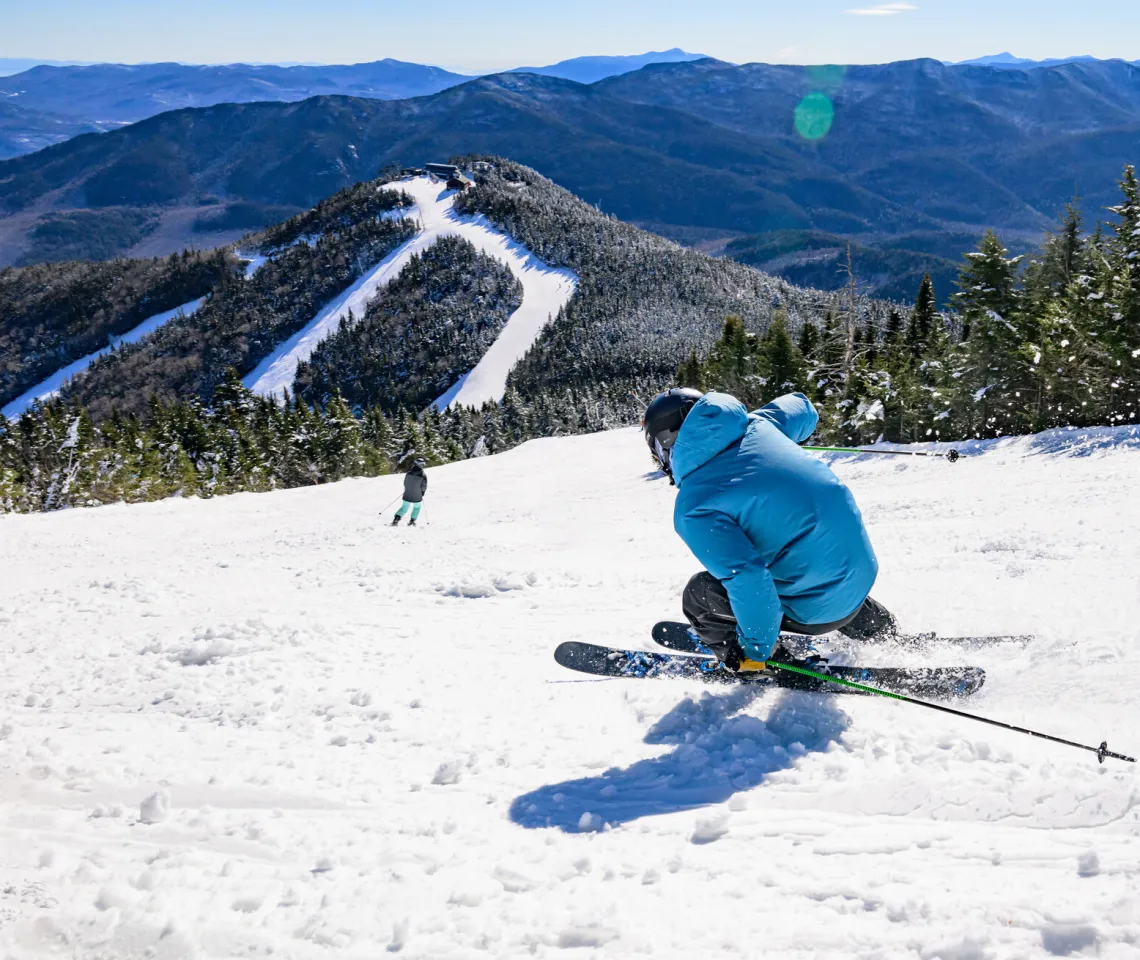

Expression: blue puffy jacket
xmin=670 ymin=392 xmax=879 ymax=660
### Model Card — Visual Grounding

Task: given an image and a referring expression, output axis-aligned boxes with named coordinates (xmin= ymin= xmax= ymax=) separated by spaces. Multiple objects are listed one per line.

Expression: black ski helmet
xmin=643 ymin=387 xmax=703 ymax=475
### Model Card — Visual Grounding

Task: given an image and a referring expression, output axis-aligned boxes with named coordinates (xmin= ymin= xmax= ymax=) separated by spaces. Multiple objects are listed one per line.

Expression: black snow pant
xmin=681 ymin=571 xmax=897 ymax=663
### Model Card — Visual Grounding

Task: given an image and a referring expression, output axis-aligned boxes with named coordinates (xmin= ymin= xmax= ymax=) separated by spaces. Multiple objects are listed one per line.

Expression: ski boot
xmin=720 ymin=638 xmax=834 ymax=690
xmin=839 ymin=597 xmax=899 ymax=643
xmin=391 ymin=514 xmax=402 ymax=526
xmin=407 ymin=517 xmax=417 ymax=527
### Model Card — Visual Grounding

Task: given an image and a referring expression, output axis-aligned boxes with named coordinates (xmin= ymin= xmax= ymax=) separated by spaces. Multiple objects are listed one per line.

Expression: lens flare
xmin=794 ymin=92 xmax=835 ymax=141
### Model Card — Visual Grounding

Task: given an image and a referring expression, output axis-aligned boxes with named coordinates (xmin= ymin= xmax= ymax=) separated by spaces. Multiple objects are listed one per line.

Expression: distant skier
xmin=392 ymin=458 xmax=428 ymax=527
xmin=643 ymin=388 xmax=897 ymax=669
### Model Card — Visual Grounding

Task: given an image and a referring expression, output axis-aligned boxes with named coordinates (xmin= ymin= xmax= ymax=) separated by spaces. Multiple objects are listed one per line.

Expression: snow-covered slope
xmin=2 ymin=298 xmax=206 ymax=419
xmin=2 ymin=426 xmax=1139 ymax=957
xmin=243 ymin=176 xmax=578 ymax=408
xmin=3 ymin=248 xmax=286 ymax=419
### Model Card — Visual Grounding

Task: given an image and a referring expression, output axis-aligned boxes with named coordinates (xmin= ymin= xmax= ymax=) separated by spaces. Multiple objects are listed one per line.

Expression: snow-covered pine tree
xmin=908 ymin=274 xmax=938 ymax=362
xmin=952 ymin=231 xmax=1030 ymax=437
xmin=1105 ymin=165 xmax=1140 ymax=423
xmin=757 ymin=311 xmax=807 ymax=398
xmin=321 ymin=391 xmax=365 ymax=480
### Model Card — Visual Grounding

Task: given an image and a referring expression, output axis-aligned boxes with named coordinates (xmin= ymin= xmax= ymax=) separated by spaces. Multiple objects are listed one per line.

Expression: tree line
xmin=0 ymin=371 xmax=636 ymax=512
xmin=2 ymin=160 xmax=1137 ymax=514
xmin=679 ymin=165 xmax=1140 ymax=444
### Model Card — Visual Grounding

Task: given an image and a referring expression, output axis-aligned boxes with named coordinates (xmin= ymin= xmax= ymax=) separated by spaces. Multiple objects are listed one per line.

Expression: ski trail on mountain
xmin=3 ymin=251 xmax=279 ymax=419
xmin=2 ymin=298 xmax=205 ymax=418
xmin=243 ymin=176 xmax=578 ymax=408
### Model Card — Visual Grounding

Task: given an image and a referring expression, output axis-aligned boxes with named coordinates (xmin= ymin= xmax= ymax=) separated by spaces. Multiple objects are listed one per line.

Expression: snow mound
xmin=2 ymin=425 xmax=1139 ymax=956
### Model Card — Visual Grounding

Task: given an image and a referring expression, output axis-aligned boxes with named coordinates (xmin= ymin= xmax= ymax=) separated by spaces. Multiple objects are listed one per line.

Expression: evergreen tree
xmin=797 ymin=320 xmax=820 ymax=362
xmin=952 ymin=231 xmax=1029 ymax=436
xmin=757 ymin=312 xmax=807 ymax=399
xmin=701 ymin=315 xmax=767 ymax=405
xmin=1030 ymin=201 xmax=1084 ymax=298
xmin=321 ymin=391 xmax=365 ymax=480
xmin=908 ymin=274 xmax=937 ymax=361
xmin=676 ymin=348 xmax=704 ymax=390
xmin=1105 ymin=165 xmax=1140 ymax=423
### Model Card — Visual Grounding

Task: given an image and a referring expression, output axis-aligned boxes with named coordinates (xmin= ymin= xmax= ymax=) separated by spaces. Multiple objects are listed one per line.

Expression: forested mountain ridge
xmin=51 ymin=160 xmax=884 ymax=417
xmin=1 ymin=250 xmax=238 ymax=407
xmin=0 ymin=73 xmax=919 ymax=234
xmin=2 ymin=156 xmax=1137 ymax=513
xmin=0 ymin=51 xmax=712 ymax=160
xmin=3 ymin=58 xmax=1138 ymax=284
xmin=599 ymin=57 xmax=1140 ymax=227
xmin=450 ymin=158 xmax=889 ymax=402
xmin=1 ymin=158 xmax=894 ymax=510
xmin=0 ymin=60 xmax=470 ymax=154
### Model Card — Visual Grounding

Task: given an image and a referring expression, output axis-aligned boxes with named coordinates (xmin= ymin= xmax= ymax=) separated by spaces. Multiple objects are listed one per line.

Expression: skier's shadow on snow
xmin=509 ymin=687 xmax=849 ymax=832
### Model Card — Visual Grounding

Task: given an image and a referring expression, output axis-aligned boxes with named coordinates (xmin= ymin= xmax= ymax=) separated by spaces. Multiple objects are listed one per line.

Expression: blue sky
xmin=2 ymin=0 xmax=1138 ymax=73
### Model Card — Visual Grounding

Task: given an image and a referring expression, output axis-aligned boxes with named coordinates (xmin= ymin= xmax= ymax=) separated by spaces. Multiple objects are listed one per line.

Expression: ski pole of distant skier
xmin=378 ymin=494 xmax=401 ymax=516
xmin=765 ymin=660 xmax=1135 ymax=765
xmin=804 ymin=445 xmax=960 ymax=462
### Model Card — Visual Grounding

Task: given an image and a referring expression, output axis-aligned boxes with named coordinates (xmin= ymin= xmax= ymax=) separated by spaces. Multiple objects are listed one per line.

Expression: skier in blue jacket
xmin=643 ymin=388 xmax=897 ymax=669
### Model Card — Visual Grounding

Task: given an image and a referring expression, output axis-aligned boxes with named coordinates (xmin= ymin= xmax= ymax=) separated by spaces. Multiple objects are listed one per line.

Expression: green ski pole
xmin=804 ymin=445 xmax=960 ymax=462
xmin=764 ymin=660 xmax=1135 ymax=765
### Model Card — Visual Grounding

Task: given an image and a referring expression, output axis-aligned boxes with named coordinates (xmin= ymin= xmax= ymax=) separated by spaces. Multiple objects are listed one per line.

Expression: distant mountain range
xmin=0 ymin=60 xmax=469 ymax=155
xmin=0 ymin=50 xmax=709 ymax=159
xmin=2 ymin=56 xmax=1138 ymax=301
xmin=509 ymin=48 xmax=707 ymax=84
xmin=951 ymin=52 xmax=1140 ymax=69
xmin=0 ymin=101 xmax=121 ymax=159
xmin=0 ymin=58 xmax=94 ymax=77
xmin=1 ymin=47 xmax=1133 ymax=163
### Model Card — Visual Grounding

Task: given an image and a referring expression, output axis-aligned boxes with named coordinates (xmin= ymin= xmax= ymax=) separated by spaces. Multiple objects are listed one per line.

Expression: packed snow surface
xmin=2 ymin=425 xmax=1140 ymax=958
xmin=2 ymin=299 xmax=204 ymax=419
xmin=243 ymin=176 xmax=577 ymax=406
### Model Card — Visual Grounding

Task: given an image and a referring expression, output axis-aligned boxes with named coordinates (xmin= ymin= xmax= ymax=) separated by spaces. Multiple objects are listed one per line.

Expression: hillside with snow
xmin=2 ymin=424 xmax=1138 ymax=957
xmin=244 ymin=176 xmax=577 ymax=410
xmin=2 ymin=298 xmax=205 ymax=419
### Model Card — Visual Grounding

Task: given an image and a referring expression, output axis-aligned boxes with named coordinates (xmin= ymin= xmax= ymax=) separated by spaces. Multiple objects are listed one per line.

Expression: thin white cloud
xmin=846 ymin=2 xmax=917 ymax=15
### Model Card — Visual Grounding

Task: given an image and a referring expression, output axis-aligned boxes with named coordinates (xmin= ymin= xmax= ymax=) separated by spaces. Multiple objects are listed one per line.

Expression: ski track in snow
xmin=2 ymin=299 xmax=206 ymax=419
xmin=2 ymin=425 xmax=1139 ymax=957
xmin=242 ymin=176 xmax=578 ymax=408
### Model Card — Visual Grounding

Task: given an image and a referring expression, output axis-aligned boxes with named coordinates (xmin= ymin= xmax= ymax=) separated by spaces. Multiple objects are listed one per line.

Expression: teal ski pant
xmin=395 ymin=500 xmax=422 ymax=520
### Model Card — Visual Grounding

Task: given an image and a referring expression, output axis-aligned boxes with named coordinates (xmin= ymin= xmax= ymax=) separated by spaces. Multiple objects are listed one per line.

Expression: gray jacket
xmin=403 ymin=466 xmax=428 ymax=503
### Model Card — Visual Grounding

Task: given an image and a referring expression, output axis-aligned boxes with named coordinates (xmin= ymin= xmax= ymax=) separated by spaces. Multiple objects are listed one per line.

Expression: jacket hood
xmin=670 ymin=392 xmax=749 ymax=484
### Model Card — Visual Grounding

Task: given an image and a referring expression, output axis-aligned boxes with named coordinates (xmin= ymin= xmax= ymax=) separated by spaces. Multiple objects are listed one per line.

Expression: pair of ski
xmin=554 ymin=622 xmax=1032 ymax=700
